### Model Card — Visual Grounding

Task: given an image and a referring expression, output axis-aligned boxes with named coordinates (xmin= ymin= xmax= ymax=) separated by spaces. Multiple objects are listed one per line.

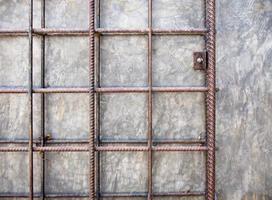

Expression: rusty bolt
xmin=196 ymin=57 xmax=203 ymax=63
xmin=45 ymin=134 xmax=52 ymax=141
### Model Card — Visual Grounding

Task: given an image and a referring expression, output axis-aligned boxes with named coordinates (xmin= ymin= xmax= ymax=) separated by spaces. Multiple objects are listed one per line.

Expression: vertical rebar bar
xmin=40 ymin=0 xmax=46 ymax=199
xmin=28 ymin=0 xmax=34 ymax=199
xmin=147 ymin=0 xmax=153 ymax=199
xmin=206 ymin=0 xmax=216 ymax=199
xmin=95 ymin=0 xmax=101 ymax=198
xmin=89 ymin=0 xmax=95 ymax=199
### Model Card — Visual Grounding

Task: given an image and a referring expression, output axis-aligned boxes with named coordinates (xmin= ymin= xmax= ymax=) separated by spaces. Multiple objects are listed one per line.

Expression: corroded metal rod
xmin=0 ymin=28 xmax=208 ymax=36
xmin=0 ymin=191 xmax=205 ymax=198
xmin=0 ymin=138 xmax=206 ymax=144
xmin=206 ymin=0 xmax=217 ymax=199
xmin=0 ymin=145 xmax=207 ymax=152
xmin=0 ymin=86 xmax=208 ymax=93
xmin=89 ymin=0 xmax=95 ymax=200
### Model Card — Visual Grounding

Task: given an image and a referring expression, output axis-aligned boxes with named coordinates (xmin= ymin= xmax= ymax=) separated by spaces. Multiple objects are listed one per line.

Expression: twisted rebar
xmin=89 ymin=0 xmax=95 ymax=199
xmin=206 ymin=0 xmax=216 ymax=199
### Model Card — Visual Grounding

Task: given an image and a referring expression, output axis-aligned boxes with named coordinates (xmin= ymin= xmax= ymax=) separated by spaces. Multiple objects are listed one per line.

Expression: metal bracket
xmin=193 ymin=51 xmax=207 ymax=70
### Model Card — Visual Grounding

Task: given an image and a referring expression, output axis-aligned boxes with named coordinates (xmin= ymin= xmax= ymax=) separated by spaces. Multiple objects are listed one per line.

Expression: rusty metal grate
xmin=0 ymin=0 xmax=216 ymax=199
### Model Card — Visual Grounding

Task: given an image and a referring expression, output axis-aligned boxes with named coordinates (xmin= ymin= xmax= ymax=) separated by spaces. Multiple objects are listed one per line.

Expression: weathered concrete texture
xmin=153 ymin=93 xmax=205 ymax=140
xmin=0 ymin=37 xmax=28 ymax=86
xmin=0 ymin=0 xmax=272 ymax=199
xmin=152 ymin=0 xmax=205 ymax=29
xmin=153 ymin=152 xmax=205 ymax=193
xmin=100 ymin=0 xmax=148 ymax=29
xmin=216 ymin=0 xmax=272 ymax=199
xmin=101 ymin=152 xmax=148 ymax=193
xmin=100 ymin=36 xmax=148 ymax=87
xmin=0 ymin=0 xmax=41 ymax=29
xmin=0 ymin=152 xmax=41 ymax=193
xmin=45 ymin=152 xmax=89 ymax=193
xmin=46 ymin=94 xmax=89 ymax=140
xmin=45 ymin=37 xmax=88 ymax=87
xmin=100 ymin=92 xmax=205 ymax=142
xmin=100 ymin=94 xmax=148 ymax=140
xmin=0 ymin=95 xmax=29 ymax=140
xmin=0 ymin=37 xmax=41 ymax=87
xmin=100 ymin=151 xmax=205 ymax=195
xmin=153 ymin=36 xmax=205 ymax=87
xmin=0 ymin=0 xmax=28 ymax=29
xmin=0 ymin=94 xmax=42 ymax=140
xmin=45 ymin=0 xmax=88 ymax=29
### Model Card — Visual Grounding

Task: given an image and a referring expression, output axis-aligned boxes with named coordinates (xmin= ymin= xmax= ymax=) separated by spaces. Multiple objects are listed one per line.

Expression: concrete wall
xmin=0 ymin=0 xmax=271 ymax=199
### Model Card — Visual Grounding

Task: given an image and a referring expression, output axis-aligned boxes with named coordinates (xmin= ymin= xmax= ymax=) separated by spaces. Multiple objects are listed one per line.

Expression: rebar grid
xmin=0 ymin=0 xmax=216 ymax=199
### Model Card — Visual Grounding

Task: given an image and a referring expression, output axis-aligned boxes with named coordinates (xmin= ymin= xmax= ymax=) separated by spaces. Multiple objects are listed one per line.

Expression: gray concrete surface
xmin=216 ymin=0 xmax=272 ymax=199
xmin=0 ymin=0 xmax=272 ymax=199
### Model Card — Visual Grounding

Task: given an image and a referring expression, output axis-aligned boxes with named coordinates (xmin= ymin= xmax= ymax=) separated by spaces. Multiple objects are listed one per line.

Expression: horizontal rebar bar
xmin=152 ymin=28 xmax=208 ymax=35
xmin=96 ymin=146 xmax=207 ymax=152
xmin=0 ymin=28 xmax=208 ymax=36
xmin=96 ymin=28 xmax=208 ymax=35
xmin=0 ymin=138 xmax=206 ymax=144
xmin=0 ymin=191 xmax=205 ymax=198
xmin=0 ymin=30 xmax=28 ymax=36
xmin=34 ymin=28 xmax=89 ymax=36
xmin=0 ymin=86 xmax=208 ymax=94
xmin=0 ymin=145 xmax=207 ymax=152
xmin=0 ymin=29 xmax=88 ymax=36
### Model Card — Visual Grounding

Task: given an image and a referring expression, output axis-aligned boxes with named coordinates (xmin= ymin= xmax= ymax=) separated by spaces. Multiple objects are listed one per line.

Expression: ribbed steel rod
xmin=96 ymin=28 xmax=147 ymax=35
xmin=206 ymin=0 xmax=216 ymax=199
xmin=89 ymin=0 xmax=95 ymax=199
xmin=152 ymin=28 xmax=208 ymax=35
xmin=0 ymin=191 xmax=205 ymax=198
xmin=0 ymin=138 xmax=206 ymax=144
xmin=95 ymin=0 xmax=101 ymax=198
xmin=0 ymin=145 xmax=207 ymax=152
xmin=96 ymin=28 xmax=207 ymax=35
xmin=0 ymin=28 xmax=208 ymax=36
xmin=0 ymin=86 xmax=208 ymax=93
xmin=96 ymin=145 xmax=208 ymax=152
xmin=34 ymin=28 xmax=89 ymax=36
